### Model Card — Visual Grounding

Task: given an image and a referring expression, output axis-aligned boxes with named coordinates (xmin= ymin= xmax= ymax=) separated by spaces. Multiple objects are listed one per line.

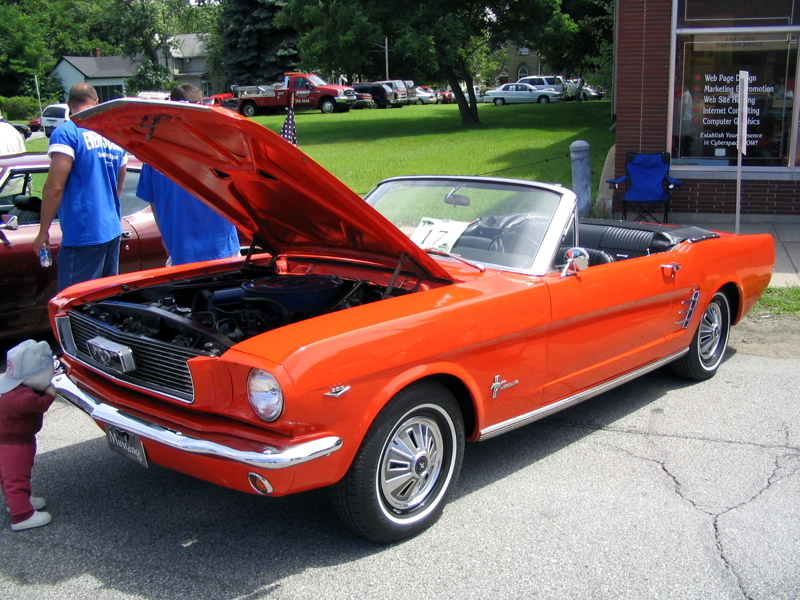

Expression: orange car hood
xmin=73 ymin=99 xmax=453 ymax=282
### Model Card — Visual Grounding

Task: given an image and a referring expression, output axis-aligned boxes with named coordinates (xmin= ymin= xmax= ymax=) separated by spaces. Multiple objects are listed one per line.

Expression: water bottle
xmin=39 ymin=243 xmax=52 ymax=268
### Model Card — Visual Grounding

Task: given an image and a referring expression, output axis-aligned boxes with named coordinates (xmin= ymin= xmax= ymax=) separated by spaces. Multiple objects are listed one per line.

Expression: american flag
xmin=280 ymin=97 xmax=297 ymax=146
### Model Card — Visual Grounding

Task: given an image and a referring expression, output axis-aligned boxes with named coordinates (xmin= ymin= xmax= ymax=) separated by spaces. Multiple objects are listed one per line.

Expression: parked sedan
xmin=0 ymin=154 xmax=167 ymax=341
xmin=485 ymin=83 xmax=562 ymax=105
xmin=353 ymin=91 xmax=375 ymax=109
xmin=202 ymin=93 xmax=239 ymax=111
xmin=414 ymin=86 xmax=438 ymax=104
xmin=12 ymin=123 xmax=32 ymax=139
xmin=578 ymin=84 xmax=603 ymax=101
xmin=49 ymin=100 xmax=773 ymax=545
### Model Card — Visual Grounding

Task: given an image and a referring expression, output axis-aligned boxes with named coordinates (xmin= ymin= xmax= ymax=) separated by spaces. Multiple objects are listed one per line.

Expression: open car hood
xmin=74 ymin=98 xmax=452 ymax=281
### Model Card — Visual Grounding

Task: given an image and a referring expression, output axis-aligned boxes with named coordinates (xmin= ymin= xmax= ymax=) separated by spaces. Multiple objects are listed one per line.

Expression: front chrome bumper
xmin=54 ymin=374 xmax=343 ymax=469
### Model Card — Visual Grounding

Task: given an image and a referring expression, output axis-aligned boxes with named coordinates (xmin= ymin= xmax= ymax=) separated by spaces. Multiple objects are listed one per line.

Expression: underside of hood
xmin=73 ymin=98 xmax=452 ymax=281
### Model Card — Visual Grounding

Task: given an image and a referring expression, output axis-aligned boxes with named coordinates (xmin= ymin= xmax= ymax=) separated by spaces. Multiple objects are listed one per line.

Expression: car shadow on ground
xmin=454 ymin=365 xmax=699 ymax=498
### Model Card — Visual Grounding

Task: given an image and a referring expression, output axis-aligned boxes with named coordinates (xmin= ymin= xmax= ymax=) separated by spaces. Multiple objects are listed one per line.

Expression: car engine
xmin=74 ymin=270 xmax=394 ymax=356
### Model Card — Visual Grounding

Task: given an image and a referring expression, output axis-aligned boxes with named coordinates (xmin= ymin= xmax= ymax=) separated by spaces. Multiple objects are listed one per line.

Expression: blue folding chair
xmin=607 ymin=152 xmax=683 ymax=224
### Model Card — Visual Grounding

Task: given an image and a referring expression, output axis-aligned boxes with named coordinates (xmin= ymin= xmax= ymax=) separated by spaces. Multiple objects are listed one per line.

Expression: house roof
xmin=170 ymin=34 xmax=207 ymax=59
xmin=59 ymin=56 xmax=140 ymax=78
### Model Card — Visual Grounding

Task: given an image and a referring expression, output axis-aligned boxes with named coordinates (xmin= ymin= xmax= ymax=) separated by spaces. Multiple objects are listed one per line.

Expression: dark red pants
xmin=0 ymin=441 xmax=36 ymax=524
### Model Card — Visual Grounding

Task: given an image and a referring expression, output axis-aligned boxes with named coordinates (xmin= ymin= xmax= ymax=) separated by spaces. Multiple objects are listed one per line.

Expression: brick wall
xmin=613 ymin=0 xmax=800 ymax=216
xmin=670 ymin=180 xmax=800 ymax=215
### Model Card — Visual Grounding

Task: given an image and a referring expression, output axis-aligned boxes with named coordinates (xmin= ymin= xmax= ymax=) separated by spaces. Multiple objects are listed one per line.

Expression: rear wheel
xmin=671 ymin=291 xmax=731 ymax=380
xmin=240 ymin=102 xmax=257 ymax=118
xmin=494 ymin=98 xmax=505 ymax=106
xmin=329 ymin=381 xmax=464 ymax=543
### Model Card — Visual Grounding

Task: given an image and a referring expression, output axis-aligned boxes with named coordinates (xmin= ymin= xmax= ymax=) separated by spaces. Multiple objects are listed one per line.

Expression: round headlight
xmin=247 ymin=369 xmax=283 ymax=422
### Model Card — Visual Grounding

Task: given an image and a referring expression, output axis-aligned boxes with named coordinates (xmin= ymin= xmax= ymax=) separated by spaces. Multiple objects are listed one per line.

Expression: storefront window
xmin=678 ymin=0 xmax=799 ymax=28
xmin=673 ymin=33 xmax=798 ymax=166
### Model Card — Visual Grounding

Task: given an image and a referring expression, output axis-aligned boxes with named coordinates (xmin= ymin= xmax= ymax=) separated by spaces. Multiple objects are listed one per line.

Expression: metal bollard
xmin=570 ymin=140 xmax=591 ymax=217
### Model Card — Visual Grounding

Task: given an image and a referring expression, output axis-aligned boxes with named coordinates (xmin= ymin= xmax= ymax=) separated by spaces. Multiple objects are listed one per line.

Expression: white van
xmin=517 ymin=75 xmax=566 ymax=95
xmin=41 ymin=103 xmax=70 ymax=137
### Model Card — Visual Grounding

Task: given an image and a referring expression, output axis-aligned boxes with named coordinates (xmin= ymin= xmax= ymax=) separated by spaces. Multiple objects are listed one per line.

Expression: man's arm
xmin=33 ymin=152 xmax=73 ymax=255
xmin=117 ymin=163 xmax=127 ymax=198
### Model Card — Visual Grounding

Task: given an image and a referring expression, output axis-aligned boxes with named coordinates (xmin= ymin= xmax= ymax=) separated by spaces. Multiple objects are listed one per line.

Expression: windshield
xmin=308 ymin=75 xmax=329 ymax=87
xmin=365 ymin=177 xmax=568 ymax=271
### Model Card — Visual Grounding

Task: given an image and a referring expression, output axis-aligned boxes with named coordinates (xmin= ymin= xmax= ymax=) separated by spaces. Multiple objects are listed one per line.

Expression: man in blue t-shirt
xmin=34 ymin=83 xmax=128 ymax=291
xmin=135 ymin=84 xmax=239 ymax=266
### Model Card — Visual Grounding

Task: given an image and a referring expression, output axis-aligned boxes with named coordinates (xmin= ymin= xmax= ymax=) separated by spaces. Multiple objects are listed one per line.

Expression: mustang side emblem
xmin=325 ymin=384 xmax=351 ymax=397
xmin=490 ymin=375 xmax=519 ymax=399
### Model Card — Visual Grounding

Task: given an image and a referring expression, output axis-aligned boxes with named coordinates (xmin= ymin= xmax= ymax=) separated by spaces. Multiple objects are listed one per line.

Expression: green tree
xmin=0 ymin=3 xmax=53 ymax=97
xmin=125 ymin=60 xmax=176 ymax=95
xmin=277 ymin=0 xmax=382 ymax=82
xmin=106 ymin=0 xmax=189 ymax=64
xmin=277 ymin=0 xmax=558 ymax=124
xmin=37 ymin=0 xmax=124 ymax=59
xmin=216 ymin=0 xmax=299 ymax=85
xmin=534 ymin=0 xmax=614 ymax=81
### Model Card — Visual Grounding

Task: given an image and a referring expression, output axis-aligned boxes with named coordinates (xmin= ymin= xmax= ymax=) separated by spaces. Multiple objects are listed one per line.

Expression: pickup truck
xmin=235 ymin=73 xmax=357 ymax=116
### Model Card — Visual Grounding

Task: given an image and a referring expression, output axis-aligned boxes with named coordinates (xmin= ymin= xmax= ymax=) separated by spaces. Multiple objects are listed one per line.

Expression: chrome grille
xmin=61 ymin=311 xmax=210 ymax=402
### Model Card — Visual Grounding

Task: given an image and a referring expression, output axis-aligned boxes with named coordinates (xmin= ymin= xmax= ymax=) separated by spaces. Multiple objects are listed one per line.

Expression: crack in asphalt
xmin=555 ymin=418 xmax=800 ymax=600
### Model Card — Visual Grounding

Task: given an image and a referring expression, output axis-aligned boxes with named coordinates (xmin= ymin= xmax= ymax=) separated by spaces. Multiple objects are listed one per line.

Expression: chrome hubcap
xmin=698 ymin=302 xmax=723 ymax=362
xmin=380 ymin=416 xmax=443 ymax=512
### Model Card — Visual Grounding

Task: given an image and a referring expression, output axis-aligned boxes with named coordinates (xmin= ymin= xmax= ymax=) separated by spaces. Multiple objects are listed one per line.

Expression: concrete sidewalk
xmin=673 ymin=213 xmax=800 ymax=288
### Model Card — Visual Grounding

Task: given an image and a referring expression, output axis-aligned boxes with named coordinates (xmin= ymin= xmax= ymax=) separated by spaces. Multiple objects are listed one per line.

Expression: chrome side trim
xmin=478 ymin=349 xmax=689 ymax=441
xmin=54 ymin=374 xmax=343 ymax=469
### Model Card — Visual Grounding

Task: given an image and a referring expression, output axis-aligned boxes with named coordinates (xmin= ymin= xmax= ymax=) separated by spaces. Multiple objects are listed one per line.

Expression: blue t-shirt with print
xmin=48 ymin=120 xmax=127 ymax=247
xmin=137 ymin=165 xmax=240 ymax=266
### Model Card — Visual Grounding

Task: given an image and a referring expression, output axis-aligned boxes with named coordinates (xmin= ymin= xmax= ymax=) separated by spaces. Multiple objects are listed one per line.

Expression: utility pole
xmin=374 ymin=38 xmax=389 ymax=80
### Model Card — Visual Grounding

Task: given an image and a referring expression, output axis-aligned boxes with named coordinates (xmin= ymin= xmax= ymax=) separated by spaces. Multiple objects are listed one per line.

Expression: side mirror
xmin=560 ymin=247 xmax=590 ymax=277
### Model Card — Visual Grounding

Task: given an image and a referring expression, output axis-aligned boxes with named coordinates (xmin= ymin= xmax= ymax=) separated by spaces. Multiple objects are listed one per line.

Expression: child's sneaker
xmin=5 ymin=496 xmax=46 ymax=512
xmin=10 ymin=510 xmax=52 ymax=531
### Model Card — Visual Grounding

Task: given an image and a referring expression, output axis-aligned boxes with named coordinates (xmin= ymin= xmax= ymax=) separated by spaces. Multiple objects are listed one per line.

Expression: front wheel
xmin=537 ymin=96 xmax=550 ymax=103
xmin=329 ymin=382 xmax=464 ymax=543
xmin=320 ymin=98 xmax=336 ymax=114
xmin=670 ymin=291 xmax=731 ymax=380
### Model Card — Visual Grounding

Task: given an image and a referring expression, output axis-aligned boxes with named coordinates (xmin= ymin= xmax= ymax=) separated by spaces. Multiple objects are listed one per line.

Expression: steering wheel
xmin=489 ymin=232 xmax=540 ymax=255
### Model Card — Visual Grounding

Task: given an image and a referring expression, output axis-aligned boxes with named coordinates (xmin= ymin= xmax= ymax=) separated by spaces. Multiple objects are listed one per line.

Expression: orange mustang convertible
xmin=51 ymin=99 xmax=774 ymax=543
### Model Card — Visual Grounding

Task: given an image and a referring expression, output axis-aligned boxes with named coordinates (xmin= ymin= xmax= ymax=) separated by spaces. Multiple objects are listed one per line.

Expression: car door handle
xmin=120 ymin=231 xmax=132 ymax=239
xmin=660 ymin=262 xmax=681 ymax=279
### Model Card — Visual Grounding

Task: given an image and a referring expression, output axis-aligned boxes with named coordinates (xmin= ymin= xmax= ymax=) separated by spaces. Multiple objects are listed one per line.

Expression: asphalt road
xmin=0 ymin=340 xmax=798 ymax=600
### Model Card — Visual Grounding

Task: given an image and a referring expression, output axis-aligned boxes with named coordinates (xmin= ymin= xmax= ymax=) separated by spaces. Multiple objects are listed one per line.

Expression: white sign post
xmin=735 ymin=70 xmax=749 ymax=234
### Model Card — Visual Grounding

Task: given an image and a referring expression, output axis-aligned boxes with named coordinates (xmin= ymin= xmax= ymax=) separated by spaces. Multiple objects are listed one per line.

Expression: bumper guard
xmin=54 ymin=374 xmax=343 ymax=469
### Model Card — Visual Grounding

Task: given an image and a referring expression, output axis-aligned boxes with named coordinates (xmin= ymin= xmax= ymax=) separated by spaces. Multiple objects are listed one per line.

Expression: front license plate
xmin=106 ymin=425 xmax=148 ymax=467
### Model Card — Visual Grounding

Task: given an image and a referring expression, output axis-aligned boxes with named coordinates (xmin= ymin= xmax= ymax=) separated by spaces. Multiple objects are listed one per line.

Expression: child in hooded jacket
xmin=0 ymin=339 xmax=56 ymax=530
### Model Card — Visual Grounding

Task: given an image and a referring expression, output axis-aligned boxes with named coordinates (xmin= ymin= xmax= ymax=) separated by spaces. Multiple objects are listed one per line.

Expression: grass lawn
xmin=751 ymin=286 xmax=800 ymax=317
xmin=254 ymin=101 xmax=616 ymax=197
xmin=25 ymin=100 xmax=616 ymax=205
